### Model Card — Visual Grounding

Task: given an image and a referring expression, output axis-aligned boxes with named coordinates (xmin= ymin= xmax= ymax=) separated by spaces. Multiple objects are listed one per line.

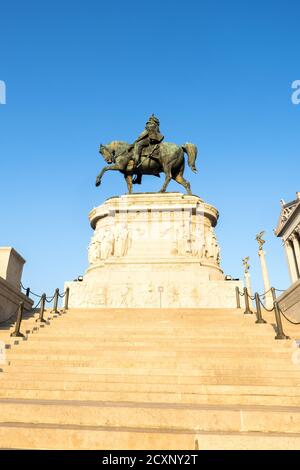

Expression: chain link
xmin=21 ymin=284 xmax=68 ymax=305
xmin=45 ymin=294 xmax=56 ymax=303
xmin=258 ymin=287 xmax=272 ymax=297
xmin=279 ymin=307 xmax=300 ymax=325
xmin=20 ymin=282 xmax=27 ymax=292
xmin=258 ymin=297 xmax=274 ymax=312
xmin=237 ymin=285 xmax=300 ymax=331
xmin=29 ymin=290 xmax=44 ymax=299
xmin=30 ymin=298 xmax=41 ymax=311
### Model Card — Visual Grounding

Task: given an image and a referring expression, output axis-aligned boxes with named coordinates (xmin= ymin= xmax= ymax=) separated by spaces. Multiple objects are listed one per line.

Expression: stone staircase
xmin=0 ymin=307 xmax=300 ymax=449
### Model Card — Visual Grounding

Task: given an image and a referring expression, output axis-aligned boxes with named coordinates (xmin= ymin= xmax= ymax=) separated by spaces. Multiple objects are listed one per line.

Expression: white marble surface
xmin=65 ymin=193 xmax=242 ymax=308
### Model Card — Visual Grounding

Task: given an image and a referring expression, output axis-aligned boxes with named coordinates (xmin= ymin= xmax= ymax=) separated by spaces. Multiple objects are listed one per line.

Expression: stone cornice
xmin=89 ymin=193 xmax=219 ymax=230
xmin=275 ymin=200 xmax=300 ymax=237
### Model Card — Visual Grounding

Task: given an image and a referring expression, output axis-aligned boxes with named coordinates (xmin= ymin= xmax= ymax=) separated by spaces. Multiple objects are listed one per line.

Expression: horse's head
xmin=99 ymin=144 xmax=114 ymax=164
xmin=99 ymin=141 xmax=130 ymax=164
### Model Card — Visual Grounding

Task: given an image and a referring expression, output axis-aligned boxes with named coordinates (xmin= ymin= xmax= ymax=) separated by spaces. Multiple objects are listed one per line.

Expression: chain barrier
xmin=19 ymin=284 xmax=69 ymax=310
xmin=32 ymin=297 xmax=42 ymax=311
xmin=279 ymin=307 xmax=300 ymax=326
xmin=258 ymin=297 xmax=274 ymax=313
xmin=20 ymin=282 xmax=26 ymax=292
xmin=258 ymin=287 xmax=273 ymax=297
xmin=45 ymin=294 xmax=56 ymax=303
xmin=10 ymin=302 xmax=25 ymax=338
xmin=236 ymin=288 xmax=255 ymax=301
xmin=3 ymin=285 xmax=70 ymax=339
xmin=237 ymin=289 xmax=256 ymax=301
xmin=236 ymin=285 xmax=298 ymax=339
xmin=21 ymin=282 xmax=66 ymax=303
xmin=27 ymin=290 xmax=43 ymax=299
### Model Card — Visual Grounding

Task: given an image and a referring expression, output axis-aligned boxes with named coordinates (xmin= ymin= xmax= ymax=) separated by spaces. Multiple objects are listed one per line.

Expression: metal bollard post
xmin=274 ymin=301 xmax=289 ymax=340
xmin=37 ymin=294 xmax=46 ymax=323
xmin=63 ymin=287 xmax=70 ymax=312
xmin=271 ymin=287 xmax=277 ymax=303
xmin=254 ymin=293 xmax=266 ymax=324
xmin=10 ymin=302 xmax=25 ymax=337
xmin=243 ymin=287 xmax=253 ymax=314
xmin=52 ymin=288 xmax=59 ymax=314
xmin=235 ymin=286 xmax=241 ymax=309
xmin=26 ymin=287 xmax=30 ymax=297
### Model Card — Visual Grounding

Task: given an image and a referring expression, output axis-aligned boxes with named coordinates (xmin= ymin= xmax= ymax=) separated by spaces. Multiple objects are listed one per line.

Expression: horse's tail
xmin=182 ymin=143 xmax=197 ymax=173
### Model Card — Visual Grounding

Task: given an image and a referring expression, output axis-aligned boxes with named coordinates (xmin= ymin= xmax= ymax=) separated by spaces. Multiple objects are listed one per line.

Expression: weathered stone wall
xmin=0 ymin=277 xmax=33 ymax=323
xmin=0 ymin=247 xmax=33 ymax=323
xmin=278 ymin=279 xmax=300 ymax=323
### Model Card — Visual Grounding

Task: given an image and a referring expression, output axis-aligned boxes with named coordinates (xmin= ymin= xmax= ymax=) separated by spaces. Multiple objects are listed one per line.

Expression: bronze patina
xmin=256 ymin=231 xmax=266 ymax=251
xmin=95 ymin=115 xmax=197 ymax=194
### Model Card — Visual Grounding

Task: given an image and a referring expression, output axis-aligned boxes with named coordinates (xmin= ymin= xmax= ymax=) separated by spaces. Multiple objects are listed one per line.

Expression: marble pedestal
xmin=65 ymin=193 xmax=242 ymax=308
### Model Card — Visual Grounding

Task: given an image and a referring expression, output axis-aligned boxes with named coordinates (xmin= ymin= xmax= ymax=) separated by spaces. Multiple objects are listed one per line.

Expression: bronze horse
xmin=95 ymin=141 xmax=197 ymax=194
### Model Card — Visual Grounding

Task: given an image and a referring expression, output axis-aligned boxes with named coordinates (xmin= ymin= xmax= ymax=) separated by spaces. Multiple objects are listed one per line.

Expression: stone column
xmin=244 ymin=272 xmax=254 ymax=306
xmin=258 ymin=249 xmax=273 ymax=309
xmin=291 ymin=234 xmax=300 ymax=279
xmin=244 ymin=271 xmax=252 ymax=296
xmin=284 ymin=240 xmax=299 ymax=284
xmin=242 ymin=257 xmax=254 ymax=306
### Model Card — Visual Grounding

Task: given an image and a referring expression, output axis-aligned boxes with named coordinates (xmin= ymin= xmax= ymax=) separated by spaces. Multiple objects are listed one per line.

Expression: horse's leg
xmin=173 ymin=171 xmax=192 ymax=195
xmin=159 ymin=162 xmax=172 ymax=193
xmin=95 ymin=163 xmax=125 ymax=187
xmin=124 ymin=174 xmax=133 ymax=194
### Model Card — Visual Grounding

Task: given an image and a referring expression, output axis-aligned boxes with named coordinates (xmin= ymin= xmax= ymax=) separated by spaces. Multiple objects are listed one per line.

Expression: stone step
xmin=23 ymin=334 xmax=293 ymax=348
xmin=1 ymin=370 xmax=299 ymax=386
xmin=7 ymin=344 xmax=294 ymax=355
xmin=39 ymin=321 xmax=270 ymax=329
xmin=2 ymin=305 xmax=299 ymax=450
xmin=22 ymin=330 xmax=277 ymax=341
xmin=3 ymin=364 xmax=300 ymax=377
xmin=25 ymin=316 xmax=270 ymax=327
xmin=0 ymin=398 xmax=300 ymax=434
xmin=5 ymin=348 xmax=295 ymax=361
xmin=1 ymin=379 xmax=300 ymax=396
xmin=38 ymin=314 xmax=265 ymax=324
xmin=1 ymin=422 xmax=300 ymax=450
xmin=60 ymin=309 xmax=243 ymax=316
xmin=63 ymin=322 xmax=266 ymax=329
xmin=11 ymin=336 xmax=281 ymax=348
xmin=0 ymin=386 xmax=300 ymax=406
xmin=0 ymin=311 xmax=61 ymax=345
xmin=65 ymin=308 xmax=241 ymax=315
xmin=5 ymin=356 xmax=300 ymax=370
xmin=262 ymin=311 xmax=300 ymax=340
xmin=57 ymin=316 xmax=255 ymax=325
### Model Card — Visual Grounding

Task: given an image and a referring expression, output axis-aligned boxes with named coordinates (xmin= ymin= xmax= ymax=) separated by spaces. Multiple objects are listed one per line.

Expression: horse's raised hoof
xmin=95 ymin=177 xmax=101 ymax=187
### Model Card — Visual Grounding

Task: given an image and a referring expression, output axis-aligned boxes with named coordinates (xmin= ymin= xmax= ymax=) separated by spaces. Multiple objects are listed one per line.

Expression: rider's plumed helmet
xmin=148 ymin=114 xmax=160 ymax=126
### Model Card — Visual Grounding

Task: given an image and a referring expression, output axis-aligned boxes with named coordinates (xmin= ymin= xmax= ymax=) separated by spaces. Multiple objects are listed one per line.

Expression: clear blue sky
xmin=0 ymin=0 xmax=299 ymax=297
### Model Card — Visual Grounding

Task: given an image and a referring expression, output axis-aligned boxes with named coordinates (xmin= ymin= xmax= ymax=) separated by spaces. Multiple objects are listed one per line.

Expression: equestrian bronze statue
xmin=95 ymin=115 xmax=197 ymax=194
